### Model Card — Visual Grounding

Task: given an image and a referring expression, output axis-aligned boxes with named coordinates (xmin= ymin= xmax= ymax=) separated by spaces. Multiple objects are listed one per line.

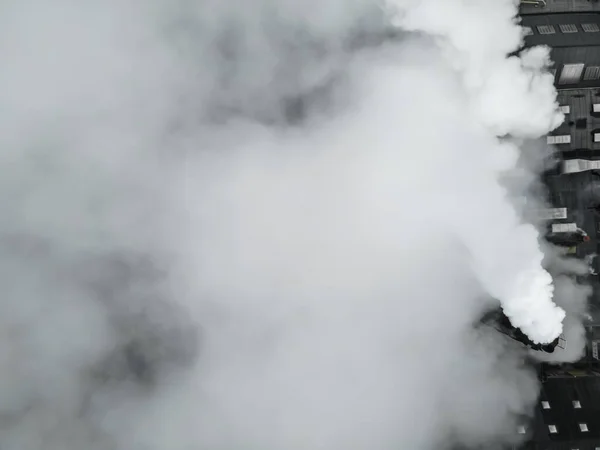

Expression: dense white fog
xmin=0 ymin=1 xmax=588 ymax=449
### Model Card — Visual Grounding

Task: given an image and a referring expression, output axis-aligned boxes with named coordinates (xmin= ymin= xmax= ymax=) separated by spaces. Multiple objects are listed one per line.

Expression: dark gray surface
xmin=551 ymin=89 xmax=600 ymax=151
xmin=544 ymin=90 xmax=600 ymax=305
xmin=543 ymin=169 xmax=600 ymax=301
xmin=521 ymin=0 xmax=600 ymax=15
xmin=522 ymin=13 xmax=600 ymax=49
xmin=521 ymin=7 xmax=600 ymax=89
xmin=520 ymin=5 xmax=600 ymax=316
xmin=520 ymin=376 xmax=600 ymax=450
xmin=516 ymin=6 xmax=600 ymax=450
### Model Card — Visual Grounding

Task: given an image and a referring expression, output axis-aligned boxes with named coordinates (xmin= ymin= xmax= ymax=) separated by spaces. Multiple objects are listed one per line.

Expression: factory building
xmin=517 ymin=1 xmax=600 ymax=449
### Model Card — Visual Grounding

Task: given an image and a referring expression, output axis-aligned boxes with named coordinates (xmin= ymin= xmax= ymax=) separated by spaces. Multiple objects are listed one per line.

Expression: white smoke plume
xmin=386 ymin=0 xmax=565 ymax=344
xmin=511 ymin=142 xmax=593 ymax=362
xmin=0 ymin=0 xmax=576 ymax=449
xmin=502 ymin=138 xmax=592 ymax=363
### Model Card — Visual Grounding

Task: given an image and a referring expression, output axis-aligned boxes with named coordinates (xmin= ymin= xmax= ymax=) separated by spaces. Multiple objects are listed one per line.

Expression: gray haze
xmin=0 ymin=1 xmax=581 ymax=449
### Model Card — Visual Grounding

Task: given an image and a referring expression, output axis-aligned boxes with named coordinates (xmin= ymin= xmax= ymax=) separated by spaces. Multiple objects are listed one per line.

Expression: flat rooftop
xmin=520 ymin=0 xmax=600 ymax=15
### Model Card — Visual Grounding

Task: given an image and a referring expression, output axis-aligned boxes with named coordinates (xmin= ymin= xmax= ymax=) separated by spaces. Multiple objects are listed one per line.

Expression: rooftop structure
xmin=518 ymin=376 xmax=600 ymax=450
xmin=516 ymin=2 xmax=600 ymax=449
xmin=519 ymin=0 xmax=600 ymax=306
xmin=521 ymin=9 xmax=600 ymax=89
xmin=520 ymin=0 xmax=600 ymax=15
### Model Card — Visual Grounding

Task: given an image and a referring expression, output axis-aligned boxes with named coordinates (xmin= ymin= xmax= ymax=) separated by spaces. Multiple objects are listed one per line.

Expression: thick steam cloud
xmin=387 ymin=0 xmax=565 ymax=344
xmin=0 ymin=0 xmax=579 ymax=449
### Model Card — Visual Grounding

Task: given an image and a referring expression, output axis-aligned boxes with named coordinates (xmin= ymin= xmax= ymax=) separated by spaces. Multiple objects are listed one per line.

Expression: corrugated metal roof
xmin=521 ymin=0 xmax=600 ymax=14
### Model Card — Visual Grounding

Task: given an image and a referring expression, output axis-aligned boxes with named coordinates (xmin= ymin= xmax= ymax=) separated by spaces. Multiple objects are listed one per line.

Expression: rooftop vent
xmin=560 ymin=24 xmax=578 ymax=33
xmin=538 ymin=25 xmax=556 ymax=34
xmin=559 ymin=64 xmax=584 ymax=85
xmin=552 ymin=223 xmax=578 ymax=233
xmin=547 ymin=135 xmax=571 ymax=145
xmin=563 ymin=159 xmax=600 ymax=174
xmin=584 ymin=66 xmax=600 ymax=80
xmin=539 ymin=208 xmax=567 ymax=220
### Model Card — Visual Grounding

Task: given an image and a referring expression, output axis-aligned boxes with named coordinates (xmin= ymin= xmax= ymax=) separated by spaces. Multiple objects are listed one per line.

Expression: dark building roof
xmin=523 ymin=14 xmax=600 ymax=48
xmin=550 ymin=89 xmax=600 ymax=150
xmin=520 ymin=0 xmax=600 ymax=15
xmin=520 ymin=13 xmax=600 ymax=89
xmin=519 ymin=377 xmax=600 ymax=450
xmin=515 ymin=4 xmax=600 ymax=450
